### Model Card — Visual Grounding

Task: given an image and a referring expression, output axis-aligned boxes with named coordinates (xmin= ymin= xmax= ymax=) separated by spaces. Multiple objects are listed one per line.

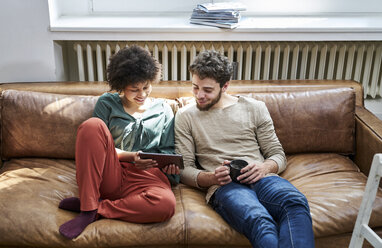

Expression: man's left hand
xmin=237 ymin=160 xmax=278 ymax=184
xmin=162 ymin=164 xmax=180 ymax=175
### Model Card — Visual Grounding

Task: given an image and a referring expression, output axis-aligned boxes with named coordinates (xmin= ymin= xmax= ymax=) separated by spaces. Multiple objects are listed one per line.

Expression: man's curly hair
xmin=106 ymin=45 xmax=161 ymax=92
xmin=189 ymin=50 xmax=233 ymax=87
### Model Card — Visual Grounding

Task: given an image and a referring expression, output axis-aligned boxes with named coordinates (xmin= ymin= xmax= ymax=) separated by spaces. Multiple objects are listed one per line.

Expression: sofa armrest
xmin=354 ymin=106 xmax=382 ymax=176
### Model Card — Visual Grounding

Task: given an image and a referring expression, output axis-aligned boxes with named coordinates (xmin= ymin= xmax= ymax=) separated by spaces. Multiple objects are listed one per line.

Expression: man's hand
xmin=197 ymin=160 xmax=232 ymax=188
xmin=237 ymin=159 xmax=278 ymax=184
xmin=215 ymin=161 xmax=232 ymax=185
xmin=162 ymin=164 xmax=180 ymax=175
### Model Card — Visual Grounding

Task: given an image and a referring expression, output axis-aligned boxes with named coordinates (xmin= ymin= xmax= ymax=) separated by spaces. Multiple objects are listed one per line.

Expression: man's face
xmin=191 ymin=74 xmax=223 ymax=111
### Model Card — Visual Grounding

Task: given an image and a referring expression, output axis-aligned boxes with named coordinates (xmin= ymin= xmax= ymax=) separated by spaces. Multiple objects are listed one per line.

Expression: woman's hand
xmin=132 ymin=151 xmax=158 ymax=170
xmin=161 ymin=164 xmax=180 ymax=175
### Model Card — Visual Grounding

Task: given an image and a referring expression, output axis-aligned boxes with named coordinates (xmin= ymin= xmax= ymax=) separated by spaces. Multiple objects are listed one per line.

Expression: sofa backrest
xmin=250 ymin=88 xmax=355 ymax=154
xmin=0 ymin=80 xmax=364 ymax=106
xmin=0 ymin=87 xmax=355 ymax=160
xmin=1 ymin=90 xmax=99 ymax=159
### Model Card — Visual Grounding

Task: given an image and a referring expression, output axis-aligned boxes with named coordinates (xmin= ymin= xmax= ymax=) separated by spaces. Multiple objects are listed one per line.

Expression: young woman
xmin=58 ymin=45 xmax=180 ymax=239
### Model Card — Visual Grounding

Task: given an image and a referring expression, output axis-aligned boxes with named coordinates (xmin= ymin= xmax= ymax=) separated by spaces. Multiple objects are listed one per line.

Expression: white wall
xmin=92 ymin=0 xmax=382 ymax=14
xmin=0 ymin=0 xmax=57 ymax=83
xmin=1 ymin=0 xmax=382 ymax=83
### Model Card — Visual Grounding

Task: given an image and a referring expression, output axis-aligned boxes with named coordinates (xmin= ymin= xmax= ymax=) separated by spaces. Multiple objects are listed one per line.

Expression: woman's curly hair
xmin=189 ymin=50 xmax=233 ymax=87
xmin=106 ymin=45 xmax=161 ymax=92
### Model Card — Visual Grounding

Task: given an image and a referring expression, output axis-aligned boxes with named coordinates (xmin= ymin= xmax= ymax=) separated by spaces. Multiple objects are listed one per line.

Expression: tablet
xmin=139 ymin=152 xmax=184 ymax=169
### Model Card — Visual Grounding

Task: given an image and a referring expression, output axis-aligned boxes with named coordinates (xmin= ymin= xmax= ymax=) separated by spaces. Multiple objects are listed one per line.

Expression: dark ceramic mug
xmin=225 ymin=159 xmax=248 ymax=183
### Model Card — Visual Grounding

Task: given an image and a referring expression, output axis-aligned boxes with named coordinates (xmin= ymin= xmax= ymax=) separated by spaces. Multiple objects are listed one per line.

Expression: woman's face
xmin=122 ymin=82 xmax=152 ymax=106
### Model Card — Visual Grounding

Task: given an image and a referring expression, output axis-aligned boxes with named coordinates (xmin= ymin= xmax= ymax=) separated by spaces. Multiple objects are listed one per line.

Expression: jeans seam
xmin=212 ymin=190 xmax=248 ymax=225
xmin=259 ymin=199 xmax=295 ymax=248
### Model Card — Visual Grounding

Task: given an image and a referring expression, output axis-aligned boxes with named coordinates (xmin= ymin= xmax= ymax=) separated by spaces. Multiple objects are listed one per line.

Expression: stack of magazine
xmin=190 ymin=2 xmax=246 ymax=29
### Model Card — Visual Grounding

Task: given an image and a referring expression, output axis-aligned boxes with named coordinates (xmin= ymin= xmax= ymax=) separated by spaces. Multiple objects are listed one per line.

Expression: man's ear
xmin=222 ymin=82 xmax=230 ymax=92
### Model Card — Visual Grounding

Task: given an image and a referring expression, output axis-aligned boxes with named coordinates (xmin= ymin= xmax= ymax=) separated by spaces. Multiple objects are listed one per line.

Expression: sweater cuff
xmin=267 ymin=155 xmax=287 ymax=174
xmin=180 ymin=166 xmax=204 ymax=189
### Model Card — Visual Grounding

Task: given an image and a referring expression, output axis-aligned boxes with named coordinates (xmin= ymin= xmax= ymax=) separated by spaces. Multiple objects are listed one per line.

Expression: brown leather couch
xmin=0 ymin=80 xmax=381 ymax=248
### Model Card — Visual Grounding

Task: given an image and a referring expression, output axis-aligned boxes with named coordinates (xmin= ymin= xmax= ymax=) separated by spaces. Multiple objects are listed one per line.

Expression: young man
xmin=175 ymin=50 xmax=314 ymax=247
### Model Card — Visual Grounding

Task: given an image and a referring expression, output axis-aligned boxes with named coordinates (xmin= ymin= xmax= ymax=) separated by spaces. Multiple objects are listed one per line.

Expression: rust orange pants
xmin=75 ymin=117 xmax=176 ymax=223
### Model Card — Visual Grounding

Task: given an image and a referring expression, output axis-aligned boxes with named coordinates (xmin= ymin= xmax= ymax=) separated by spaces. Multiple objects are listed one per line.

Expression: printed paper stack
xmin=190 ymin=2 xmax=246 ymax=29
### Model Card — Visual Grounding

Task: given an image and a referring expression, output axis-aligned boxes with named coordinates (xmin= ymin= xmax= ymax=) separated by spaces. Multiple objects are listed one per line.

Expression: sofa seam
xmin=0 ymin=90 xmax=3 ymax=169
xmin=178 ymin=185 xmax=188 ymax=247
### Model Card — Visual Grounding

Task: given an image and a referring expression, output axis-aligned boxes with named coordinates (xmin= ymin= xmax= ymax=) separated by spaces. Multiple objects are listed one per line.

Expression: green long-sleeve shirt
xmin=93 ymin=92 xmax=179 ymax=185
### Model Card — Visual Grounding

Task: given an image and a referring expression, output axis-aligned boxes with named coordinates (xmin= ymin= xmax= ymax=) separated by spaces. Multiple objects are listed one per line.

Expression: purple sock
xmin=59 ymin=197 xmax=81 ymax=212
xmin=59 ymin=210 xmax=98 ymax=239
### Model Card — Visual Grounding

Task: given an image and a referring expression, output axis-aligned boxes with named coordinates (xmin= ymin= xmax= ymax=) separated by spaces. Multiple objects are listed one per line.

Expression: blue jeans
xmin=209 ymin=176 xmax=314 ymax=248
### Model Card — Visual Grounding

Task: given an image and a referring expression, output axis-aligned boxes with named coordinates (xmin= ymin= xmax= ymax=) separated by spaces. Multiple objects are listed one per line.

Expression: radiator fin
xmin=73 ymin=41 xmax=382 ymax=98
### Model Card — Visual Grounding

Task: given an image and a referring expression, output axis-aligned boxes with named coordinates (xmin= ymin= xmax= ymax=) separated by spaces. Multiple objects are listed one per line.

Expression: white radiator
xmin=74 ymin=41 xmax=382 ymax=98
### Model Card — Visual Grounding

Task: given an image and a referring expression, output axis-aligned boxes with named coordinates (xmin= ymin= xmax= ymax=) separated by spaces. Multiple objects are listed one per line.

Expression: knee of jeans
xmin=245 ymin=213 xmax=278 ymax=242
xmin=281 ymin=191 xmax=310 ymax=212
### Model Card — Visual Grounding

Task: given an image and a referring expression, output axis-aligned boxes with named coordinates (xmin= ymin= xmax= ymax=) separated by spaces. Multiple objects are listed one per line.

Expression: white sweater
xmin=175 ymin=96 xmax=286 ymax=202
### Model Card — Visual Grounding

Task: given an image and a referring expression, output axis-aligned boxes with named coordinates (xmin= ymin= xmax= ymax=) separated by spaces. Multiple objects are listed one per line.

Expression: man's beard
xmin=196 ymin=89 xmax=222 ymax=111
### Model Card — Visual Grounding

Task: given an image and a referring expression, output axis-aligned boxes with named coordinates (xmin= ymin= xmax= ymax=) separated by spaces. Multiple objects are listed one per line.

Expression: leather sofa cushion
xmin=0 ymin=80 xmax=364 ymax=106
xmin=178 ymin=88 xmax=355 ymax=155
xmin=0 ymin=158 xmax=185 ymax=247
xmin=1 ymin=90 xmax=99 ymax=159
xmin=246 ymin=88 xmax=355 ymax=154
xmin=282 ymin=153 xmax=382 ymax=237
xmin=1 ymin=88 xmax=355 ymax=159
xmin=1 ymin=153 xmax=382 ymax=247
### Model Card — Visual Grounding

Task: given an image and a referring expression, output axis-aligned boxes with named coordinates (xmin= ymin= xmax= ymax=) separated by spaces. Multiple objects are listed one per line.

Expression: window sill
xmin=50 ymin=13 xmax=382 ymax=41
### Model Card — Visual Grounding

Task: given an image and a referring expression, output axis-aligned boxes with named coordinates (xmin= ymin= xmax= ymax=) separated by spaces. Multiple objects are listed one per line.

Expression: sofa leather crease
xmin=0 ymin=80 xmax=381 ymax=248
